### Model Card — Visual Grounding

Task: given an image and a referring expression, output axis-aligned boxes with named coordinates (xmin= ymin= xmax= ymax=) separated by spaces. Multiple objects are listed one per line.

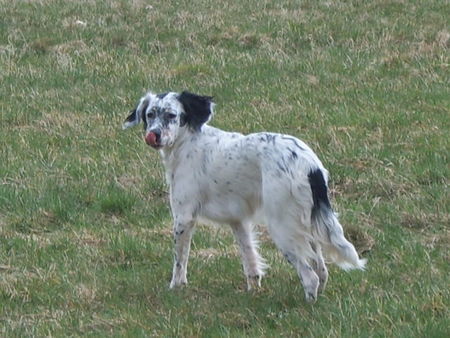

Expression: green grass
xmin=1 ymin=0 xmax=449 ymax=336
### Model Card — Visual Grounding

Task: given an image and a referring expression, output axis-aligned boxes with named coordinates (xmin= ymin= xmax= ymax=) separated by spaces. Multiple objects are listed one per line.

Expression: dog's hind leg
xmin=170 ymin=218 xmax=196 ymax=289
xmin=282 ymin=250 xmax=320 ymax=303
xmin=310 ymin=242 xmax=328 ymax=294
xmin=230 ymin=222 xmax=266 ymax=290
xmin=266 ymin=217 xmax=320 ymax=302
xmin=297 ymin=257 xmax=320 ymax=303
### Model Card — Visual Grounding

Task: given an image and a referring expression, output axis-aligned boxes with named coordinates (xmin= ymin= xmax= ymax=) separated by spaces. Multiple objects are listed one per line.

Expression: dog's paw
xmin=246 ymin=275 xmax=262 ymax=291
xmin=169 ymin=278 xmax=187 ymax=289
xmin=305 ymin=291 xmax=317 ymax=303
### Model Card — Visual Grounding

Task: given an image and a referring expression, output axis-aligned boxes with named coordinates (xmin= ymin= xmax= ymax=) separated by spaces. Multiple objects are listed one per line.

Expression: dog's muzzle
xmin=145 ymin=130 xmax=162 ymax=149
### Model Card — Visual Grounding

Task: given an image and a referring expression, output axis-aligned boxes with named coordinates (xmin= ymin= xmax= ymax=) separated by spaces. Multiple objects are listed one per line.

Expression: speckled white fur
xmin=123 ymin=91 xmax=366 ymax=302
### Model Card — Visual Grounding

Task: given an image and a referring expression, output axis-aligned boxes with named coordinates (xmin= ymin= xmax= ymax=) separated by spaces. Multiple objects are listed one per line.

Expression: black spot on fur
xmin=281 ymin=136 xmax=306 ymax=151
xmin=261 ymin=133 xmax=277 ymax=144
xmin=177 ymin=91 xmax=213 ymax=132
xmin=157 ymin=92 xmax=169 ymax=99
xmin=289 ymin=149 xmax=298 ymax=160
xmin=276 ymin=157 xmax=292 ymax=176
xmin=308 ymin=168 xmax=331 ymax=214
xmin=276 ymin=161 xmax=287 ymax=173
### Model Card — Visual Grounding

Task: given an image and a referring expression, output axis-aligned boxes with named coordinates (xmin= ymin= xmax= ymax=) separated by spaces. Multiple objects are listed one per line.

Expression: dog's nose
xmin=145 ymin=129 xmax=161 ymax=147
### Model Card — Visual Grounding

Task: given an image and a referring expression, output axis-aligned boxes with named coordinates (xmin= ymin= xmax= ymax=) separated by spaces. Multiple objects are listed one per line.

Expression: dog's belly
xmin=199 ymin=167 xmax=263 ymax=225
xmin=200 ymin=195 xmax=263 ymax=225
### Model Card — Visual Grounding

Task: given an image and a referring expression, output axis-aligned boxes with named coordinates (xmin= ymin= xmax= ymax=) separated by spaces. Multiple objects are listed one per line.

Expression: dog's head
xmin=123 ymin=91 xmax=214 ymax=149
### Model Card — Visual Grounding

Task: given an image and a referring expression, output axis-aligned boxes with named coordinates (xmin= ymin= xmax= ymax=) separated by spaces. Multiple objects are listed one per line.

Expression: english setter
xmin=123 ymin=91 xmax=366 ymax=302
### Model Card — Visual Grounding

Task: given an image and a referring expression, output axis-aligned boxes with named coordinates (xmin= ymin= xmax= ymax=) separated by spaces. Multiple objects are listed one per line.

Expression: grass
xmin=0 ymin=0 xmax=449 ymax=336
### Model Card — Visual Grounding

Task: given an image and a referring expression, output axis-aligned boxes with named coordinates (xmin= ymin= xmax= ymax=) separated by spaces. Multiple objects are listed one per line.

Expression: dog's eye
xmin=147 ymin=112 xmax=155 ymax=119
xmin=167 ymin=113 xmax=177 ymax=120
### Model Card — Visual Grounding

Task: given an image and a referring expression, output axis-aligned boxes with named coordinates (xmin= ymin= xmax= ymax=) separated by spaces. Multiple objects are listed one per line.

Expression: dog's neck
xmin=160 ymin=125 xmax=206 ymax=173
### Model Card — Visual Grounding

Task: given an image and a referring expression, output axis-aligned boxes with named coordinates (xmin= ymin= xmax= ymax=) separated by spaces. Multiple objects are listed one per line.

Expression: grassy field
xmin=0 ymin=0 xmax=449 ymax=336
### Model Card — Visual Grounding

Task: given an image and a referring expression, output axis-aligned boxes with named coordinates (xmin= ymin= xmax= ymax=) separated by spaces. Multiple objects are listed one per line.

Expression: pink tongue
xmin=145 ymin=132 xmax=157 ymax=146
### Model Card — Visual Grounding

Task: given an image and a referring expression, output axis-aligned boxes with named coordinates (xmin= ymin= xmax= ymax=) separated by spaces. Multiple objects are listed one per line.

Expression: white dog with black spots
xmin=123 ymin=91 xmax=366 ymax=302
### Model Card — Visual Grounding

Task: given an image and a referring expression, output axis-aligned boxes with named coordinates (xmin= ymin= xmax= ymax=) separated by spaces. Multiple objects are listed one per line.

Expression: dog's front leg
xmin=169 ymin=218 xmax=195 ymax=289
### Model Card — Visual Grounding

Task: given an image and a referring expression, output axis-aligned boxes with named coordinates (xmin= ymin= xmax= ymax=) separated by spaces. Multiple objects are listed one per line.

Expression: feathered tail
xmin=308 ymin=168 xmax=367 ymax=270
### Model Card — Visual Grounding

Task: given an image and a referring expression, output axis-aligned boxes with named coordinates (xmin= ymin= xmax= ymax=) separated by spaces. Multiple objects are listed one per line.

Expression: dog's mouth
xmin=145 ymin=132 xmax=162 ymax=149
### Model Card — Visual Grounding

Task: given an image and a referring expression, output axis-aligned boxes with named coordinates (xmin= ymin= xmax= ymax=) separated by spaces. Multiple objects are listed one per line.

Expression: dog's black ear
xmin=178 ymin=91 xmax=214 ymax=131
xmin=123 ymin=108 xmax=139 ymax=129
xmin=122 ymin=96 xmax=151 ymax=130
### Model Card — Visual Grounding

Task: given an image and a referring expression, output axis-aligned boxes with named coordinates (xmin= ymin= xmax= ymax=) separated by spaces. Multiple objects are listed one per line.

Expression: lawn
xmin=0 ymin=0 xmax=448 ymax=336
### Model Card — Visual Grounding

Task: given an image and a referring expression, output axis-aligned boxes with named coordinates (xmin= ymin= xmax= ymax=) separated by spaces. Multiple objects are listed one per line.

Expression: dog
xmin=123 ymin=91 xmax=366 ymax=302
